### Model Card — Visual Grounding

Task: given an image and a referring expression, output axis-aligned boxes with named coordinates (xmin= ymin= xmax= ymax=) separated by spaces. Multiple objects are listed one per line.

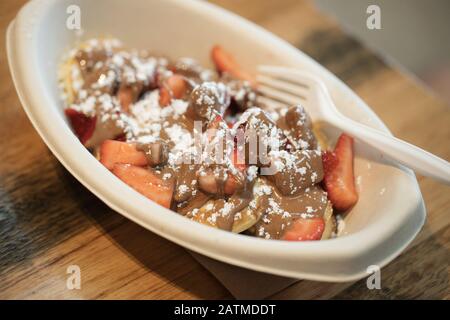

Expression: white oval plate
xmin=7 ymin=0 xmax=425 ymax=282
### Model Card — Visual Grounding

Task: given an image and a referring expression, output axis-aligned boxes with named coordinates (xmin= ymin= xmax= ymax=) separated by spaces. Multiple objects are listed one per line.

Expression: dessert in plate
xmin=60 ymin=38 xmax=358 ymax=242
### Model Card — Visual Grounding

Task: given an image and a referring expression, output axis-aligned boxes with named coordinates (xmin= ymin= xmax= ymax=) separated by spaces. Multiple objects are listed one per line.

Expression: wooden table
xmin=0 ymin=0 xmax=449 ymax=299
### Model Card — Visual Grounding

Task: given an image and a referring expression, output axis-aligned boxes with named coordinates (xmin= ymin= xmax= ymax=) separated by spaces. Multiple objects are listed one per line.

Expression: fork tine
xmin=256 ymin=75 xmax=310 ymax=99
xmin=256 ymin=95 xmax=285 ymax=111
xmin=256 ymin=84 xmax=305 ymax=106
xmin=258 ymin=65 xmax=318 ymax=89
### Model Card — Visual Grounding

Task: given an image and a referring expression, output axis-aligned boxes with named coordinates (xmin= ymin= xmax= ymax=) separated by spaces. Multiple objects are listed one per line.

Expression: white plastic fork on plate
xmin=256 ymin=65 xmax=450 ymax=185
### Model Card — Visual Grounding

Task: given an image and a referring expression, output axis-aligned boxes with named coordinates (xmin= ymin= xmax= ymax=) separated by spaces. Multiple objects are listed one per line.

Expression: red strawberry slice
xmin=223 ymin=175 xmax=241 ymax=195
xmin=65 ymin=108 xmax=97 ymax=145
xmin=112 ymin=164 xmax=174 ymax=208
xmin=223 ymin=147 xmax=248 ymax=195
xmin=209 ymin=114 xmax=224 ymax=129
xmin=322 ymin=133 xmax=358 ymax=211
xmin=159 ymin=87 xmax=171 ymax=107
xmin=232 ymin=146 xmax=247 ymax=172
xmin=100 ymin=140 xmax=148 ymax=170
xmin=282 ymin=218 xmax=325 ymax=241
xmin=211 ymin=45 xmax=255 ymax=85
xmin=205 ymin=115 xmax=229 ymax=141
xmin=159 ymin=74 xmax=187 ymax=106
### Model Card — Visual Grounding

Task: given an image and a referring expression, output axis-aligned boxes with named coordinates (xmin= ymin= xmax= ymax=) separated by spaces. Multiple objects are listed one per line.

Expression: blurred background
xmin=315 ymin=0 xmax=450 ymax=105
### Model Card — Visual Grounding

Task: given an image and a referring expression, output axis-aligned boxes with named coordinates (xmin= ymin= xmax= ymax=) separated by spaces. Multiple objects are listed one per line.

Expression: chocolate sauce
xmin=62 ymin=39 xmax=333 ymax=240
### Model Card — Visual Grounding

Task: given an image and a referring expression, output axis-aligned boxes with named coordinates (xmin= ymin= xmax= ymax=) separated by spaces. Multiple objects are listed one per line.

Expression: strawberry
xmin=159 ymin=87 xmax=171 ymax=106
xmin=223 ymin=147 xmax=248 ymax=195
xmin=205 ymin=115 xmax=228 ymax=142
xmin=159 ymin=74 xmax=187 ymax=106
xmin=223 ymin=175 xmax=240 ymax=195
xmin=199 ymin=172 xmax=241 ymax=196
xmin=112 ymin=164 xmax=174 ymax=208
xmin=232 ymin=146 xmax=247 ymax=172
xmin=282 ymin=218 xmax=325 ymax=241
xmin=209 ymin=114 xmax=224 ymax=129
xmin=211 ymin=45 xmax=255 ymax=85
xmin=322 ymin=133 xmax=358 ymax=211
xmin=100 ymin=140 xmax=148 ymax=170
xmin=65 ymin=108 xmax=97 ymax=145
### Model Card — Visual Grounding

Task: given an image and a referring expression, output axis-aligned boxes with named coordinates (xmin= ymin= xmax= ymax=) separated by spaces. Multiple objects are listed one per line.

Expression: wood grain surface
xmin=0 ymin=0 xmax=449 ymax=299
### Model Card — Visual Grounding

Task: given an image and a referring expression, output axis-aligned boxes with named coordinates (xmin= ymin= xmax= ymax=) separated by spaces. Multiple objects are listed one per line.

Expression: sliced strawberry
xmin=209 ymin=114 xmax=224 ymax=129
xmin=100 ymin=140 xmax=148 ymax=170
xmin=65 ymin=108 xmax=97 ymax=145
xmin=223 ymin=147 xmax=248 ymax=195
xmin=211 ymin=45 xmax=255 ymax=85
xmin=282 ymin=218 xmax=325 ymax=241
xmin=205 ymin=115 xmax=228 ymax=141
xmin=159 ymin=87 xmax=171 ymax=106
xmin=167 ymin=74 xmax=188 ymax=98
xmin=112 ymin=164 xmax=174 ymax=208
xmin=159 ymin=74 xmax=187 ymax=106
xmin=322 ymin=133 xmax=358 ymax=211
xmin=223 ymin=175 xmax=240 ymax=195
xmin=232 ymin=146 xmax=247 ymax=172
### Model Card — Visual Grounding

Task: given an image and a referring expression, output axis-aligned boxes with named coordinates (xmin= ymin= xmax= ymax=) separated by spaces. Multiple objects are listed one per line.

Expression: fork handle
xmin=333 ymin=117 xmax=450 ymax=185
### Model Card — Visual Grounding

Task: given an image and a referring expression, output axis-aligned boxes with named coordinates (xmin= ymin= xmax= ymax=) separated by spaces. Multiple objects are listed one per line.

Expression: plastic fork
xmin=256 ymin=65 xmax=450 ymax=185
